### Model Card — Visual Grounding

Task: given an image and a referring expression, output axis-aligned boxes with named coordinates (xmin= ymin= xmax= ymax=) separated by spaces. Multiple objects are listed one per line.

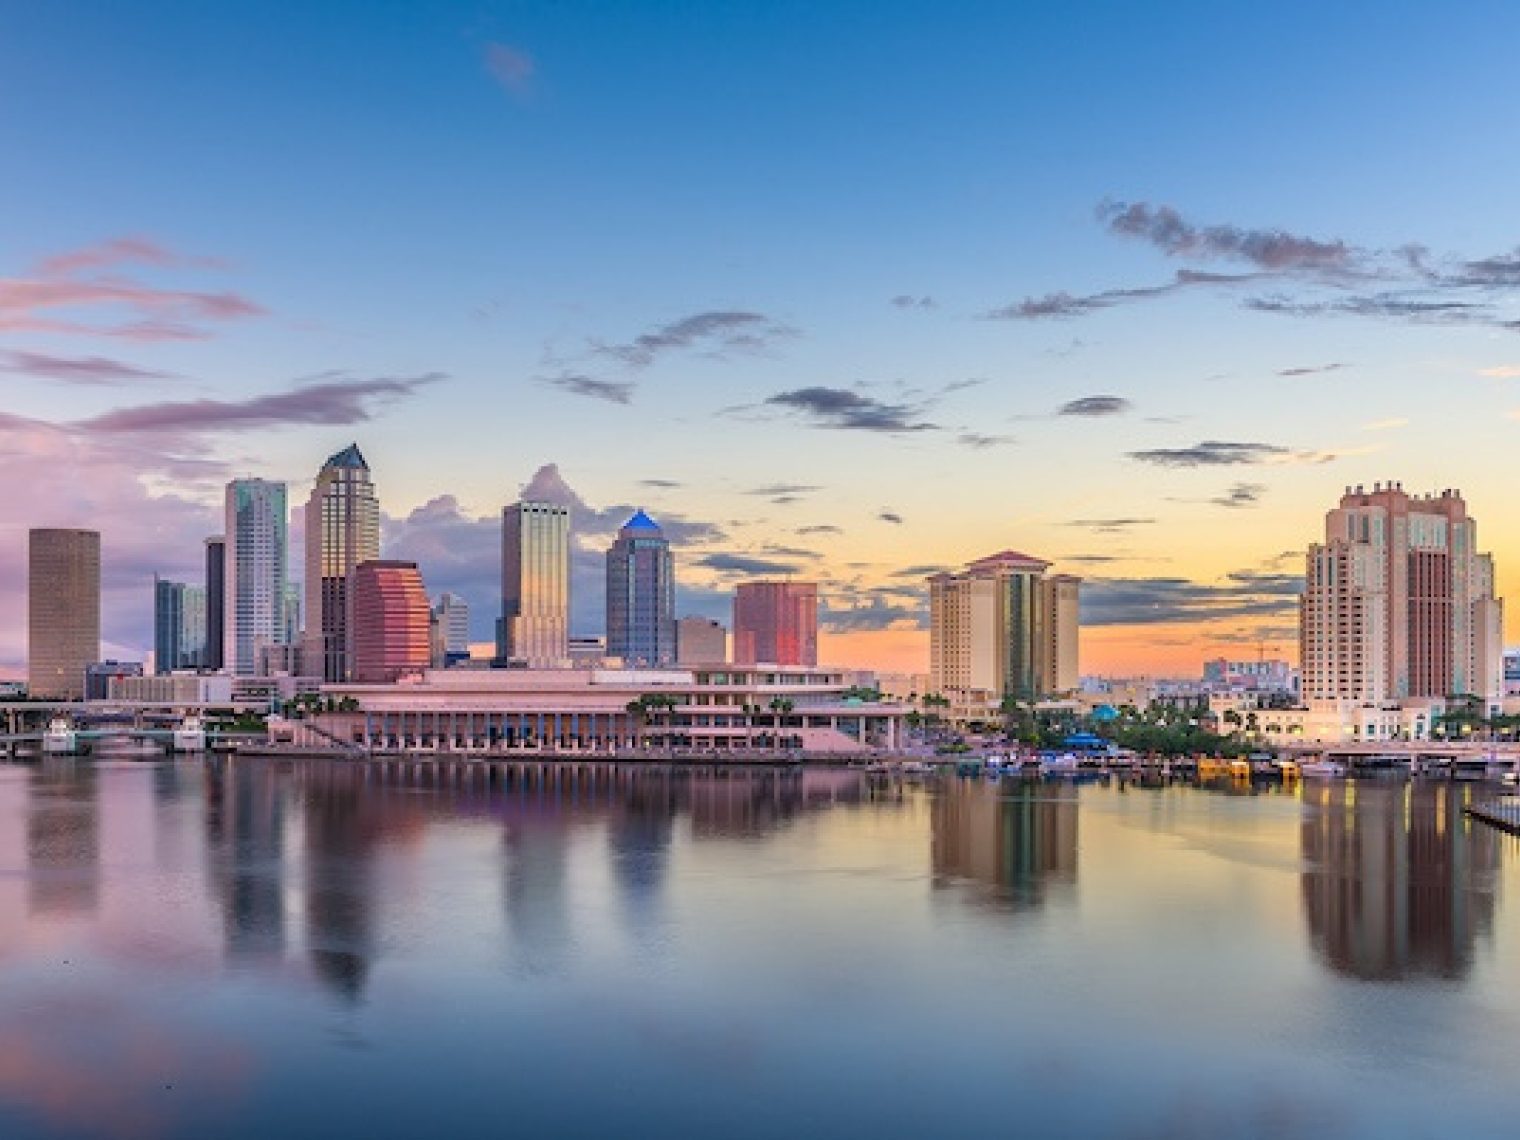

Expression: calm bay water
xmin=2 ymin=757 xmax=1519 ymax=1139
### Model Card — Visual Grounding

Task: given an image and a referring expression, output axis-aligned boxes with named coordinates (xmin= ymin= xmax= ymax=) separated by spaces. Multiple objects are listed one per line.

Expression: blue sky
xmin=4 ymin=1 xmax=1520 ymax=671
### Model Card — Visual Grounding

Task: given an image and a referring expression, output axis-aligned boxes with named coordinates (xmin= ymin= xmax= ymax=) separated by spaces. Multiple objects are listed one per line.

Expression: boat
xmin=1298 ymin=758 xmax=1346 ymax=778
xmin=42 ymin=717 xmax=78 ymax=755
xmin=173 ymin=715 xmax=206 ymax=753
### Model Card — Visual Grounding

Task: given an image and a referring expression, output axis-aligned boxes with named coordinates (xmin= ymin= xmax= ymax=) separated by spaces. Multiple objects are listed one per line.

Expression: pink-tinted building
xmin=733 ymin=581 xmax=819 ymax=667
xmin=352 ymin=560 xmax=431 ymax=683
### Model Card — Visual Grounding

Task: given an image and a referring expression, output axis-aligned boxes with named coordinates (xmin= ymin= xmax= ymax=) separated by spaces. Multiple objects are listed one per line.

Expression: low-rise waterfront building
xmin=300 ymin=665 xmax=907 ymax=754
xmin=109 ymin=673 xmax=236 ymax=704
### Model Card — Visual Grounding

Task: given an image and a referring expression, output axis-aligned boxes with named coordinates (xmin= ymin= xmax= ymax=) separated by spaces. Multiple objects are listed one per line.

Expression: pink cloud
xmin=485 ymin=41 xmax=535 ymax=95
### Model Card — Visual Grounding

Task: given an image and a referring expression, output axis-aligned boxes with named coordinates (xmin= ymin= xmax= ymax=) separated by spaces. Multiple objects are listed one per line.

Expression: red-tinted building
xmin=352 ymin=560 xmax=431 ymax=683
xmin=732 ymin=581 xmax=819 ymax=667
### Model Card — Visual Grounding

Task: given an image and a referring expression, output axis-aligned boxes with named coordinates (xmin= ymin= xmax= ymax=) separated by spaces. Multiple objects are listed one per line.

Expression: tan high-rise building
xmin=1300 ymin=484 xmax=1503 ymax=730
xmin=305 ymin=444 xmax=380 ymax=682
xmin=928 ymin=551 xmax=1080 ymax=718
xmin=733 ymin=581 xmax=818 ymax=667
xmin=677 ymin=615 xmax=728 ymax=665
xmin=28 ymin=529 xmax=100 ymax=699
xmin=500 ymin=501 xmax=570 ymax=667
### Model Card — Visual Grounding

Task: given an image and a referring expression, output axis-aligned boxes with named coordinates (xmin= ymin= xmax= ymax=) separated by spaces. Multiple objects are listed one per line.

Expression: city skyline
xmin=7 ymin=4 xmax=1520 ymax=675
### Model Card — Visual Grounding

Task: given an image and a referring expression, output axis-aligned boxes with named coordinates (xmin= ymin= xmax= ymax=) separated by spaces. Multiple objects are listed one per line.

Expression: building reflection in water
xmin=27 ymin=759 xmax=100 ymax=917
xmin=1300 ymin=782 xmax=1500 ymax=981
xmin=204 ymin=758 xmax=287 ymax=962
xmin=931 ymin=781 xmax=1078 ymax=909
xmin=301 ymin=764 xmax=385 ymax=1002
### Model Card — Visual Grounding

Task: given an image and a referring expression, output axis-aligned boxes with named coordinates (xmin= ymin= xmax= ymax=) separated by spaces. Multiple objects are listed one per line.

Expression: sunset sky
xmin=4 ymin=1 xmax=1520 ymax=676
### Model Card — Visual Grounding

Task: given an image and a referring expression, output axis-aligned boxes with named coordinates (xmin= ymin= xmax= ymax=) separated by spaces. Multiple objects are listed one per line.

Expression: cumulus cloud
xmin=765 ymin=387 xmax=935 ymax=433
xmin=0 ymin=350 xmax=175 ymax=385
xmin=381 ymin=495 xmax=500 ymax=641
xmin=597 ymin=311 xmax=793 ymax=368
xmin=1057 ymin=395 xmax=1131 ymax=417
xmin=541 ymin=373 xmax=634 ymax=405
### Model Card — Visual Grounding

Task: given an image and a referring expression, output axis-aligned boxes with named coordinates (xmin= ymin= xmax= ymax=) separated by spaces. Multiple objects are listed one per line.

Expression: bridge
xmin=0 ymin=700 xmax=262 ymax=756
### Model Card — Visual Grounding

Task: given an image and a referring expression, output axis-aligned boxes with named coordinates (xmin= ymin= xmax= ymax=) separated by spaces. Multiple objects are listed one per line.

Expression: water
xmin=1 ymin=757 xmax=1518 ymax=1139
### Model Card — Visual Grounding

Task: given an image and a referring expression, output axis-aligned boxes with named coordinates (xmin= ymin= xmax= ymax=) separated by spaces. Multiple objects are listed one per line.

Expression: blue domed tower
xmin=606 ymin=510 xmax=677 ymax=667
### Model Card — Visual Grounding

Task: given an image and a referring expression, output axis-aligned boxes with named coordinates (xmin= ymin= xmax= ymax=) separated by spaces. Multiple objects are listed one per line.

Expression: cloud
xmin=1210 ymin=482 xmax=1265 ymax=508
xmin=1097 ymin=201 xmax=1352 ymax=270
xmin=796 ymin=525 xmax=841 ymax=536
xmin=819 ymin=596 xmax=927 ymax=633
xmin=1246 ymin=293 xmax=1494 ymax=325
xmin=1081 ymin=573 xmax=1302 ymax=627
xmin=640 ymin=478 xmax=682 ymax=489
xmin=74 ymin=373 xmax=445 ymax=437
xmin=1277 ymin=362 xmax=1347 ymax=377
xmin=877 ymin=511 xmax=904 ymax=525
xmin=597 ymin=311 xmax=793 ymax=369
xmin=1057 ymin=395 xmax=1131 ymax=417
xmin=381 ymin=495 xmax=501 ymax=641
xmin=541 ymin=373 xmax=634 ymax=405
xmin=765 ymin=387 xmax=935 ymax=433
xmin=744 ymin=483 xmax=822 ymax=496
xmin=890 ymin=295 xmax=936 ymax=310
xmin=1128 ymin=440 xmax=1290 ymax=467
xmin=695 ymin=553 xmax=802 ymax=576
xmin=890 ymin=564 xmax=949 ymax=578
xmin=0 ymin=350 xmax=175 ymax=385
xmin=485 ymin=42 xmax=535 ymax=95
xmin=1068 ymin=517 xmax=1156 ymax=532
xmin=0 ymin=239 xmax=262 ymax=340
xmin=519 ymin=462 xmax=723 ymax=546
xmin=957 ymin=432 xmax=1013 ymax=449
xmin=1360 ymin=417 xmax=1408 ymax=432
xmin=981 ymin=270 xmax=1258 ymax=321
xmin=1477 ymin=365 xmax=1520 ymax=379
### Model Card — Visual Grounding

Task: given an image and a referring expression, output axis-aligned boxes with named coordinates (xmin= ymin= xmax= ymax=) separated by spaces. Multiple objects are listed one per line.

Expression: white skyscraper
xmin=224 ymin=479 xmax=288 ymax=676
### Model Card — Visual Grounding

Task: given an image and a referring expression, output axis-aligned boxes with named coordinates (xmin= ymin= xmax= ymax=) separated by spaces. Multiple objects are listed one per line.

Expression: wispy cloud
xmin=75 ymin=373 xmax=444 ymax=436
xmin=597 ymin=311 xmax=793 ymax=369
xmin=765 ymin=387 xmax=935 ymax=433
xmin=982 ymin=270 xmax=1256 ymax=321
xmin=877 ymin=510 xmax=904 ymax=525
xmin=1277 ymin=362 xmax=1347 ymax=377
xmin=485 ymin=42 xmax=535 ymax=96
xmin=890 ymin=295 xmax=936 ymax=310
xmin=1082 ymin=572 xmax=1303 ymax=626
xmin=1128 ymin=440 xmax=1289 ymax=468
xmin=541 ymin=373 xmax=634 ymax=405
xmin=796 ymin=524 xmax=842 ymax=536
xmin=0 ymin=350 xmax=175 ymax=385
xmin=1210 ymin=482 xmax=1266 ymax=508
xmin=1057 ymin=395 xmax=1131 ymax=417
xmin=1477 ymin=365 xmax=1520 ymax=378
xmin=957 ymin=432 xmax=1013 ymax=449
xmin=696 ymin=552 xmax=802 ymax=576
xmin=1067 ymin=517 xmax=1155 ymax=532
xmin=1097 ymin=200 xmax=1352 ymax=270
xmin=1361 ymin=417 xmax=1408 ymax=432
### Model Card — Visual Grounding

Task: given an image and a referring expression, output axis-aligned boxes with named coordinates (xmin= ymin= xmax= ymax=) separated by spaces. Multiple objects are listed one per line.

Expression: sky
xmin=4 ymin=0 xmax=1520 ymax=677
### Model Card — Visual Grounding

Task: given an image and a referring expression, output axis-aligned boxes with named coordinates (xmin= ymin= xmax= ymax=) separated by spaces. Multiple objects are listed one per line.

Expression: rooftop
xmin=323 ymin=443 xmax=369 ymax=471
xmin=620 ymin=509 xmax=663 ymax=534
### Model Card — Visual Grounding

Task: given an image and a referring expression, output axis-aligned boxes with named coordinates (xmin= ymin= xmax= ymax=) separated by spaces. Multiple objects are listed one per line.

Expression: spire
xmin=620 ymin=509 xmax=662 ymax=534
xmin=323 ymin=443 xmax=368 ymax=471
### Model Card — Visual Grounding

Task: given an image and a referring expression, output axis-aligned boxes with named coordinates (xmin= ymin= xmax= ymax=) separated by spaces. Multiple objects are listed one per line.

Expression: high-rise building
xmin=732 ymin=581 xmax=818 ymax=667
xmin=305 ymin=444 xmax=380 ymax=682
xmin=605 ymin=511 xmax=676 ymax=667
xmin=433 ymin=592 xmax=470 ymax=660
xmin=928 ymin=551 xmax=1080 ymax=718
xmin=1300 ymin=484 xmax=1504 ymax=729
xmin=352 ymin=560 xmax=431 ymax=683
xmin=225 ymin=479 xmax=288 ymax=677
xmin=500 ymin=501 xmax=569 ymax=667
xmin=204 ymin=536 xmax=226 ymax=671
xmin=154 ymin=577 xmax=207 ymax=672
xmin=28 ymin=528 xmax=100 ymax=699
xmin=677 ymin=615 xmax=728 ymax=665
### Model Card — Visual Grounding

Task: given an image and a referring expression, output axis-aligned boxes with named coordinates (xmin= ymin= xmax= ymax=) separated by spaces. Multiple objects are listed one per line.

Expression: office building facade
xmin=733 ymin=581 xmax=818 ymax=667
xmin=352 ymin=560 xmax=432 ymax=683
xmin=154 ymin=577 xmax=208 ymax=673
xmin=204 ymin=536 xmax=226 ymax=671
xmin=500 ymin=501 xmax=570 ymax=667
xmin=677 ymin=616 xmax=728 ymax=665
xmin=27 ymin=528 xmax=101 ymax=699
xmin=305 ymin=444 xmax=380 ymax=682
xmin=225 ymin=479 xmax=288 ymax=677
xmin=606 ymin=510 xmax=676 ymax=667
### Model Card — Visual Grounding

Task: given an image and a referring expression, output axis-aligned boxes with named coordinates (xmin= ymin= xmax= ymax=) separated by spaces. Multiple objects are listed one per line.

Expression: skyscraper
xmin=305 ymin=444 xmax=380 ymax=682
xmin=677 ymin=615 xmax=727 ymax=665
xmin=28 ymin=528 xmax=100 ymax=699
xmin=204 ymin=536 xmax=226 ymax=671
xmin=434 ymin=592 xmax=470 ymax=660
xmin=352 ymin=560 xmax=432 ymax=683
xmin=928 ymin=551 xmax=1081 ymax=718
xmin=225 ymin=479 xmax=288 ymax=677
xmin=500 ymin=501 xmax=569 ymax=667
xmin=606 ymin=510 xmax=676 ymax=667
xmin=1300 ymin=484 xmax=1504 ymax=727
xmin=733 ymin=581 xmax=818 ymax=667
xmin=154 ymin=577 xmax=207 ymax=673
